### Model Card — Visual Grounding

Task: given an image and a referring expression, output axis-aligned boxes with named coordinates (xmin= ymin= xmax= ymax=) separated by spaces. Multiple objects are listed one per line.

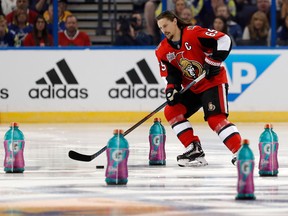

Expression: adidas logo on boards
xmin=108 ymin=59 xmax=165 ymax=99
xmin=0 ymin=88 xmax=9 ymax=99
xmin=29 ymin=59 xmax=88 ymax=99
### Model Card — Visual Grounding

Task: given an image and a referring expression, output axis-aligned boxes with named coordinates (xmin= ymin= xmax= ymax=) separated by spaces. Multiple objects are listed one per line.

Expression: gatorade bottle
xmin=271 ymin=125 xmax=279 ymax=173
xmin=4 ymin=122 xmax=25 ymax=173
xmin=258 ymin=123 xmax=279 ymax=176
xmin=105 ymin=129 xmax=129 ymax=185
xmin=236 ymin=139 xmax=256 ymax=200
xmin=149 ymin=118 xmax=166 ymax=165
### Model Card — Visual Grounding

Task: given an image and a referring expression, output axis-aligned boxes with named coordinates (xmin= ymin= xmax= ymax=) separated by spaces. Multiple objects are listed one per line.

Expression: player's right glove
xmin=203 ymin=57 xmax=221 ymax=79
xmin=166 ymin=84 xmax=181 ymax=106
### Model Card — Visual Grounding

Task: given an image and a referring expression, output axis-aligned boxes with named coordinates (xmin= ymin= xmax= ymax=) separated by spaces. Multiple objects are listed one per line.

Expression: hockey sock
xmin=164 ymin=104 xmax=199 ymax=147
xmin=207 ymin=114 xmax=241 ymax=153
xmin=172 ymin=119 xmax=200 ymax=147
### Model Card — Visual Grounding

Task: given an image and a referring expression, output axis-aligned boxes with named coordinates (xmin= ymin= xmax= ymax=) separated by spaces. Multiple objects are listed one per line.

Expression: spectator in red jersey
xmin=155 ymin=11 xmax=242 ymax=167
xmin=5 ymin=0 xmax=38 ymax=25
xmin=58 ymin=15 xmax=91 ymax=46
xmin=23 ymin=14 xmax=53 ymax=46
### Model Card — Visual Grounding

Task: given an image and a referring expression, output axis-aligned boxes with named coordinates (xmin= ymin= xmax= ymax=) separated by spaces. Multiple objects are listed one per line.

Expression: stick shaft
xmin=123 ymin=72 xmax=205 ymax=136
xmin=68 ymin=72 xmax=206 ymax=162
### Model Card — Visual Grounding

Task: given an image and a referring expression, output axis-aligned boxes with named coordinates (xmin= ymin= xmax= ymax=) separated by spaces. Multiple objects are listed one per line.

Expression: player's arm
xmin=158 ymin=59 xmax=182 ymax=106
xmin=197 ymin=28 xmax=232 ymax=79
xmin=198 ymin=28 xmax=232 ymax=61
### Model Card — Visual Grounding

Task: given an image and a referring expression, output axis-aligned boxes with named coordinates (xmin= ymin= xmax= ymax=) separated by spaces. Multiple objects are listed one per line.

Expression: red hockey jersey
xmin=155 ymin=25 xmax=231 ymax=94
xmin=58 ymin=30 xmax=91 ymax=46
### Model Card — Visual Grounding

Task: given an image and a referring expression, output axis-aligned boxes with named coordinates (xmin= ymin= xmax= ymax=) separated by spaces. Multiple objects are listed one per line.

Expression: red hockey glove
xmin=203 ymin=57 xmax=221 ymax=79
xmin=166 ymin=84 xmax=181 ymax=106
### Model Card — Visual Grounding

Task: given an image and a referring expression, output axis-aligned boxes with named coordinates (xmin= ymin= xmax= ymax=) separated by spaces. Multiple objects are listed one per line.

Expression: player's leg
xmin=209 ymin=115 xmax=240 ymax=165
xmin=164 ymin=91 xmax=208 ymax=167
xmin=202 ymin=83 xmax=241 ymax=165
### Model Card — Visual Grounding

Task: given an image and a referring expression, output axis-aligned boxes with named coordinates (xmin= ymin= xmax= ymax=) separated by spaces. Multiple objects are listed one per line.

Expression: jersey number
xmin=205 ymin=29 xmax=218 ymax=37
xmin=160 ymin=61 xmax=166 ymax=71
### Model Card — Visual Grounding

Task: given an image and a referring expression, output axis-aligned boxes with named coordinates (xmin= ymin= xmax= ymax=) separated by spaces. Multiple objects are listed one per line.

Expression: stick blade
xmin=68 ymin=150 xmax=93 ymax=162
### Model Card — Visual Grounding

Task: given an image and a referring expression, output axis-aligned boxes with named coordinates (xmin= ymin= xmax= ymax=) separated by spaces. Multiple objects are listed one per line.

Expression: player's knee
xmin=209 ymin=115 xmax=238 ymax=137
xmin=207 ymin=114 xmax=227 ymax=131
xmin=164 ymin=104 xmax=187 ymax=125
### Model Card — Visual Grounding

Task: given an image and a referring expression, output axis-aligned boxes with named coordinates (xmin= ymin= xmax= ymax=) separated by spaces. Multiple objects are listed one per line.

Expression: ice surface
xmin=0 ymin=122 xmax=287 ymax=215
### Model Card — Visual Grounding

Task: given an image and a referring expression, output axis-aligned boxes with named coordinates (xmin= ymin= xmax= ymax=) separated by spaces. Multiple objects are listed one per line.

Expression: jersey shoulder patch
xmin=186 ymin=25 xmax=197 ymax=31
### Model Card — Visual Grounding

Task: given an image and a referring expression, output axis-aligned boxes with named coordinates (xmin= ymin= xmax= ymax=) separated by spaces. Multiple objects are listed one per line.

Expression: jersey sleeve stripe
xmin=217 ymin=35 xmax=231 ymax=51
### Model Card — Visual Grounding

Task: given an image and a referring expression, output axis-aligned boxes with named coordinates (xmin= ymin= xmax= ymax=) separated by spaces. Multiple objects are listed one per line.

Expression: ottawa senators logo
xmin=208 ymin=102 xmax=216 ymax=111
xmin=175 ymin=52 xmax=203 ymax=80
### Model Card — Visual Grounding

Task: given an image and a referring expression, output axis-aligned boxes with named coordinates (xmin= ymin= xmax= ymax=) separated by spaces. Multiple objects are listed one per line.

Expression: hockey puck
xmin=96 ymin=165 xmax=105 ymax=169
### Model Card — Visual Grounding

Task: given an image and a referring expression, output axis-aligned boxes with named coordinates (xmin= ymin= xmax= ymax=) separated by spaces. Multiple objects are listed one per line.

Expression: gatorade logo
xmin=225 ymin=54 xmax=279 ymax=101
xmin=264 ymin=144 xmax=271 ymax=154
xmin=153 ymin=135 xmax=161 ymax=146
xmin=8 ymin=141 xmax=22 ymax=153
xmin=112 ymin=150 xmax=124 ymax=162
xmin=241 ymin=161 xmax=251 ymax=175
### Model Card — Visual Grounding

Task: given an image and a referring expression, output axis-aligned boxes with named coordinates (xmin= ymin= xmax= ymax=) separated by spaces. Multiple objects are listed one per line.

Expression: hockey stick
xmin=68 ymin=72 xmax=206 ymax=162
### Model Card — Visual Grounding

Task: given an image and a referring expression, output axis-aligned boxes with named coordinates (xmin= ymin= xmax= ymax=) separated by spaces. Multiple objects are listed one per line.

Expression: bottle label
xmin=237 ymin=160 xmax=255 ymax=194
xmin=106 ymin=148 xmax=129 ymax=179
xmin=259 ymin=142 xmax=279 ymax=171
xmin=4 ymin=140 xmax=25 ymax=168
xmin=149 ymin=134 xmax=166 ymax=161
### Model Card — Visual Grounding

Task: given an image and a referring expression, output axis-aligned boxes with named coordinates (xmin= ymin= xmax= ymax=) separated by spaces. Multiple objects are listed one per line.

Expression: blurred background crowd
xmin=0 ymin=0 xmax=287 ymax=47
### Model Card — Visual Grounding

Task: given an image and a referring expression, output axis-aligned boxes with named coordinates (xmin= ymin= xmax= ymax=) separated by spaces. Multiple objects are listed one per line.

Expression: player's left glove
xmin=166 ymin=84 xmax=181 ymax=106
xmin=203 ymin=57 xmax=222 ymax=79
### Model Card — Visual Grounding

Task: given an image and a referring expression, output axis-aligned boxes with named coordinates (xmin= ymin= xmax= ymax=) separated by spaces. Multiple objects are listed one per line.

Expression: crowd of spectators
xmin=136 ymin=0 xmax=288 ymax=47
xmin=0 ymin=0 xmax=90 ymax=47
xmin=0 ymin=0 xmax=288 ymax=47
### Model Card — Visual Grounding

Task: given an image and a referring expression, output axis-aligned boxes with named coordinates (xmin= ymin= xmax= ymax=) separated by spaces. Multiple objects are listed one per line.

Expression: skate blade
xmin=178 ymin=157 xmax=208 ymax=167
xmin=231 ymin=158 xmax=237 ymax=166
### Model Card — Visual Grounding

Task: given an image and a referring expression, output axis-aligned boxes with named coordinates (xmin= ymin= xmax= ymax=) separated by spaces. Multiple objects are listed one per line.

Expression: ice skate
xmin=177 ymin=141 xmax=208 ymax=167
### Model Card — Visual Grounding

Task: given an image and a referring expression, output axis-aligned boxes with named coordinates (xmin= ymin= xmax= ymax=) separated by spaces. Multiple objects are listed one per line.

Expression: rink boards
xmin=0 ymin=48 xmax=287 ymax=123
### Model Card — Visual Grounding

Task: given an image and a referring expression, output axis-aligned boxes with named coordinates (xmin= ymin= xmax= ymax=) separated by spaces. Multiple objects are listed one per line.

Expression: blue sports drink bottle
xmin=258 ymin=123 xmax=279 ymax=176
xmin=4 ymin=122 xmax=25 ymax=173
xmin=149 ymin=118 xmax=166 ymax=165
xmin=105 ymin=129 xmax=129 ymax=185
xmin=236 ymin=139 xmax=256 ymax=200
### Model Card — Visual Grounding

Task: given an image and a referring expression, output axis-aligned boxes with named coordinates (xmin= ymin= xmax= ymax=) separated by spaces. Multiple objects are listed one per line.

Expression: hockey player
xmin=155 ymin=10 xmax=241 ymax=167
